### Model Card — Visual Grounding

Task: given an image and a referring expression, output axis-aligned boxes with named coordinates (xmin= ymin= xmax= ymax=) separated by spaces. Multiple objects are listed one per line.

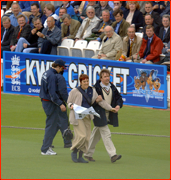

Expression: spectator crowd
xmin=1 ymin=1 xmax=170 ymax=67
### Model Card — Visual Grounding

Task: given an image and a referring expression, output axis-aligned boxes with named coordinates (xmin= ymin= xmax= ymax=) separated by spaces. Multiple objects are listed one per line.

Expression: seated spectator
xmin=43 ymin=3 xmax=59 ymax=28
xmin=61 ymin=14 xmax=81 ymax=41
xmin=92 ymin=26 xmax=123 ymax=60
xmin=75 ymin=6 xmax=100 ymax=40
xmin=80 ymin=1 xmax=100 ymax=20
xmin=29 ymin=3 xmax=46 ymax=29
xmin=10 ymin=14 xmax=31 ymax=52
xmin=1 ymin=16 xmax=14 ymax=58
xmin=143 ymin=14 xmax=160 ymax=39
xmin=144 ymin=2 xmax=162 ymax=27
xmin=15 ymin=17 xmax=44 ymax=53
xmin=160 ymin=1 xmax=170 ymax=18
xmin=38 ymin=16 xmax=61 ymax=55
xmin=124 ymin=1 xmax=144 ymax=31
xmin=161 ymin=41 xmax=170 ymax=66
xmin=78 ymin=1 xmax=89 ymax=15
xmin=18 ymin=1 xmax=41 ymax=19
xmin=70 ymin=1 xmax=81 ymax=15
xmin=158 ymin=14 xmax=170 ymax=44
xmin=151 ymin=1 xmax=165 ymax=14
xmin=55 ymin=1 xmax=75 ymax=18
xmin=56 ymin=7 xmax=67 ymax=30
xmin=122 ymin=26 xmax=142 ymax=62
xmin=138 ymin=25 xmax=163 ymax=64
xmin=97 ymin=9 xmax=130 ymax=42
xmin=138 ymin=1 xmax=146 ymax=15
xmin=9 ymin=2 xmax=28 ymax=27
xmin=95 ymin=1 xmax=113 ymax=19
xmin=91 ymin=10 xmax=113 ymax=38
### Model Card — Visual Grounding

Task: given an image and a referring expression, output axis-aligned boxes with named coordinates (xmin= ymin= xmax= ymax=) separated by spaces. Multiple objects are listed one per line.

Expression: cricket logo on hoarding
xmin=133 ymin=69 xmax=163 ymax=102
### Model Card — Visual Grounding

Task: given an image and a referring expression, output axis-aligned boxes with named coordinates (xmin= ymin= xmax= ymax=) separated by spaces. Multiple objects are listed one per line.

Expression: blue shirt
xmin=115 ymin=20 xmax=123 ymax=34
xmin=19 ymin=1 xmax=41 ymax=12
xmin=9 ymin=12 xmax=28 ymax=27
xmin=55 ymin=4 xmax=75 ymax=17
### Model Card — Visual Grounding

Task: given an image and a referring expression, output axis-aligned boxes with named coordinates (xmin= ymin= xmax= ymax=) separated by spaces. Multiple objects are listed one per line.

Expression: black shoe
xmin=50 ymin=145 xmax=55 ymax=148
xmin=111 ymin=154 xmax=122 ymax=163
xmin=64 ymin=143 xmax=72 ymax=148
xmin=78 ymin=157 xmax=89 ymax=163
xmin=84 ymin=156 xmax=95 ymax=162
xmin=71 ymin=152 xmax=78 ymax=163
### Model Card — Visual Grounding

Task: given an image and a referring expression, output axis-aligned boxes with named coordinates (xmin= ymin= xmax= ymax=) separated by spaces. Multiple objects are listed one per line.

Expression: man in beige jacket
xmin=92 ymin=26 xmax=123 ymax=60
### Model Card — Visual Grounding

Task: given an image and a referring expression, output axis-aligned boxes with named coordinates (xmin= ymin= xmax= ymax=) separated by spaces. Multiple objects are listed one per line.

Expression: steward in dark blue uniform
xmin=40 ymin=59 xmax=71 ymax=155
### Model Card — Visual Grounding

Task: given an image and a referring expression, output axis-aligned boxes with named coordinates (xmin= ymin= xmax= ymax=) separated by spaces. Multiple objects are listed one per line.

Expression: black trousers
xmin=40 ymin=40 xmax=52 ymax=54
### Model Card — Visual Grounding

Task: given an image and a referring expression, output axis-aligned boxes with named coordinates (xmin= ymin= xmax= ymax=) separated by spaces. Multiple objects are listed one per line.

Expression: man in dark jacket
xmin=40 ymin=59 xmax=72 ymax=155
xmin=1 ymin=16 xmax=14 ymax=58
xmin=84 ymin=69 xmax=123 ymax=163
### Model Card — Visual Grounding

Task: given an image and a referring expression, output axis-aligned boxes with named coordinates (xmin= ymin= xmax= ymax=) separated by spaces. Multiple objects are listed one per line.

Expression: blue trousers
xmin=41 ymin=101 xmax=71 ymax=153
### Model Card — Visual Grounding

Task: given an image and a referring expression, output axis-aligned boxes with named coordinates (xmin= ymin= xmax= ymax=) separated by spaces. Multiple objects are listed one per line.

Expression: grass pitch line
xmin=1 ymin=125 xmax=169 ymax=138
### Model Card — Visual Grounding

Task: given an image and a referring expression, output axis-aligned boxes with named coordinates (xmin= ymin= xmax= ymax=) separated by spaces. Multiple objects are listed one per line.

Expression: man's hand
xmin=37 ymin=31 xmax=44 ymax=38
xmin=101 ymin=54 xmax=106 ymax=58
xmin=23 ymin=43 xmax=28 ymax=48
xmin=31 ymin=28 xmax=37 ymax=35
xmin=98 ymin=54 xmax=101 ymax=59
xmin=62 ymin=37 xmax=67 ymax=41
xmin=98 ymin=29 xmax=104 ymax=33
xmin=141 ymin=59 xmax=147 ymax=64
xmin=96 ymin=95 xmax=103 ymax=103
xmin=38 ymin=48 xmax=41 ymax=53
xmin=70 ymin=104 xmax=74 ymax=110
xmin=60 ymin=104 xmax=66 ymax=112
xmin=111 ymin=105 xmax=120 ymax=113
xmin=11 ymin=45 xmax=16 ymax=51
xmin=80 ymin=16 xmax=85 ymax=20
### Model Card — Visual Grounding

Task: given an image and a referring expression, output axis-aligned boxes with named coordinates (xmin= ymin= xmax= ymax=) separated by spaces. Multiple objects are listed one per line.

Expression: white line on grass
xmin=1 ymin=126 xmax=169 ymax=138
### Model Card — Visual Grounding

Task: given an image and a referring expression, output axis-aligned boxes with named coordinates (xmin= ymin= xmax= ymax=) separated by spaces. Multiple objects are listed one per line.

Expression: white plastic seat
xmin=135 ymin=32 xmax=143 ymax=38
xmin=83 ymin=41 xmax=100 ymax=58
xmin=70 ymin=40 xmax=88 ymax=57
xmin=1 ymin=9 xmax=4 ymax=17
xmin=57 ymin=39 xmax=74 ymax=56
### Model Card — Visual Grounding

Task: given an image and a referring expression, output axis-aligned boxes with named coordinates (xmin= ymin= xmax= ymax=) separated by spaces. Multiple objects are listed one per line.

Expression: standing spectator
xmin=143 ymin=14 xmax=160 ymax=39
xmin=158 ymin=14 xmax=170 ymax=43
xmin=55 ymin=1 xmax=75 ymax=18
xmin=56 ymin=7 xmax=67 ymax=30
xmin=122 ymin=26 xmax=142 ymax=62
xmin=138 ymin=25 xmax=163 ymax=64
xmin=10 ymin=14 xmax=31 ymax=52
xmin=124 ymin=1 xmax=144 ymax=31
xmin=61 ymin=14 xmax=81 ymax=41
xmin=29 ymin=3 xmax=46 ymax=29
xmin=1 ymin=16 xmax=14 ymax=58
xmin=92 ymin=26 xmax=123 ymax=60
xmin=38 ymin=16 xmax=61 ymax=55
xmin=40 ymin=59 xmax=71 ymax=155
xmin=15 ymin=17 xmax=44 ymax=53
xmin=67 ymin=74 xmax=115 ymax=163
xmin=144 ymin=2 xmax=162 ymax=27
xmin=18 ymin=1 xmax=41 ymax=19
xmin=43 ymin=3 xmax=59 ymax=28
xmin=9 ymin=2 xmax=28 ymax=27
xmin=75 ymin=6 xmax=100 ymax=40
xmin=84 ymin=69 xmax=123 ymax=163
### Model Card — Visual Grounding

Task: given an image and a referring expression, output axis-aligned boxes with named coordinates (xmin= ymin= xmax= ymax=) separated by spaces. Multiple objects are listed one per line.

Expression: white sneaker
xmin=41 ymin=147 xmax=57 ymax=155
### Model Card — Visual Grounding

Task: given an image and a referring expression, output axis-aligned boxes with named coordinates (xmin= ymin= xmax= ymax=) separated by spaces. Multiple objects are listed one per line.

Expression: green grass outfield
xmin=1 ymin=93 xmax=170 ymax=179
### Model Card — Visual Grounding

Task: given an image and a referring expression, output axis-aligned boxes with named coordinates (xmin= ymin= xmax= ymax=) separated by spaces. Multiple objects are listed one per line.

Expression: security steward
xmin=40 ymin=59 xmax=71 ymax=155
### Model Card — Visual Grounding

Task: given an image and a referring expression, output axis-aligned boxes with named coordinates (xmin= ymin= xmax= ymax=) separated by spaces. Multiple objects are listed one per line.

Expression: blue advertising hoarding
xmin=3 ymin=51 xmax=167 ymax=109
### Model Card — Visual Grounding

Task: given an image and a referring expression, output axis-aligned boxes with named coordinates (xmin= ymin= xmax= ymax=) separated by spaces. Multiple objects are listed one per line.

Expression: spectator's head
xmin=52 ymin=59 xmax=66 ymax=74
xmin=86 ymin=6 xmax=95 ymax=19
xmin=145 ymin=14 xmax=154 ymax=25
xmin=99 ymin=69 xmax=110 ymax=86
xmin=102 ymin=10 xmax=110 ymax=22
xmin=104 ymin=25 xmax=114 ymax=38
xmin=2 ymin=16 xmax=11 ymax=29
xmin=47 ymin=16 xmax=55 ymax=29
xmin=79 ymin=74 xmax=89 ymax=89
xmin=145 ymin=2 xmax=153 ymax=13
xmin=59 ymin=7 xmax=67 ymax=18
xmin=32 ymin=17 xmax=42 ymax=30
xmin=62 ymin=14 xmax=71 ymax=26
xmin=62 ymin=1 xmax=69 ymax=7
xmin=11 ymin=2 xmax=21 ymax=16
xmin=100 ymin=1 xmax=108 ymax=8
xmin=44 ymin=4 xmax=55 ymax=17
xmin=162 ymin=14 xmax=170 ymax=28
xmin=126 ymin=1 xmax=140 ymax=11
xmin=17 ymin=14 xmax=26 ymax=27
xmin=113 ymin=1 xmax=122 ymax=9
xmin=127 ymin=26 xmax=136 ymax=39
xmin=88 ymin=1 xmax=96 ymax=7
xmin=113 ymin=9 xmax=123 ymax=23
xmin=146 ymin=25 xmax=154 ymax=38
xmin=31 ymin=3 xmax=40 ymax=16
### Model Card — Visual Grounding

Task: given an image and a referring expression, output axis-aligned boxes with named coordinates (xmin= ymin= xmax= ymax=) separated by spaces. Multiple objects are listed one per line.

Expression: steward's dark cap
xmin=54 ymin=59 xmax=66 ymax=69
